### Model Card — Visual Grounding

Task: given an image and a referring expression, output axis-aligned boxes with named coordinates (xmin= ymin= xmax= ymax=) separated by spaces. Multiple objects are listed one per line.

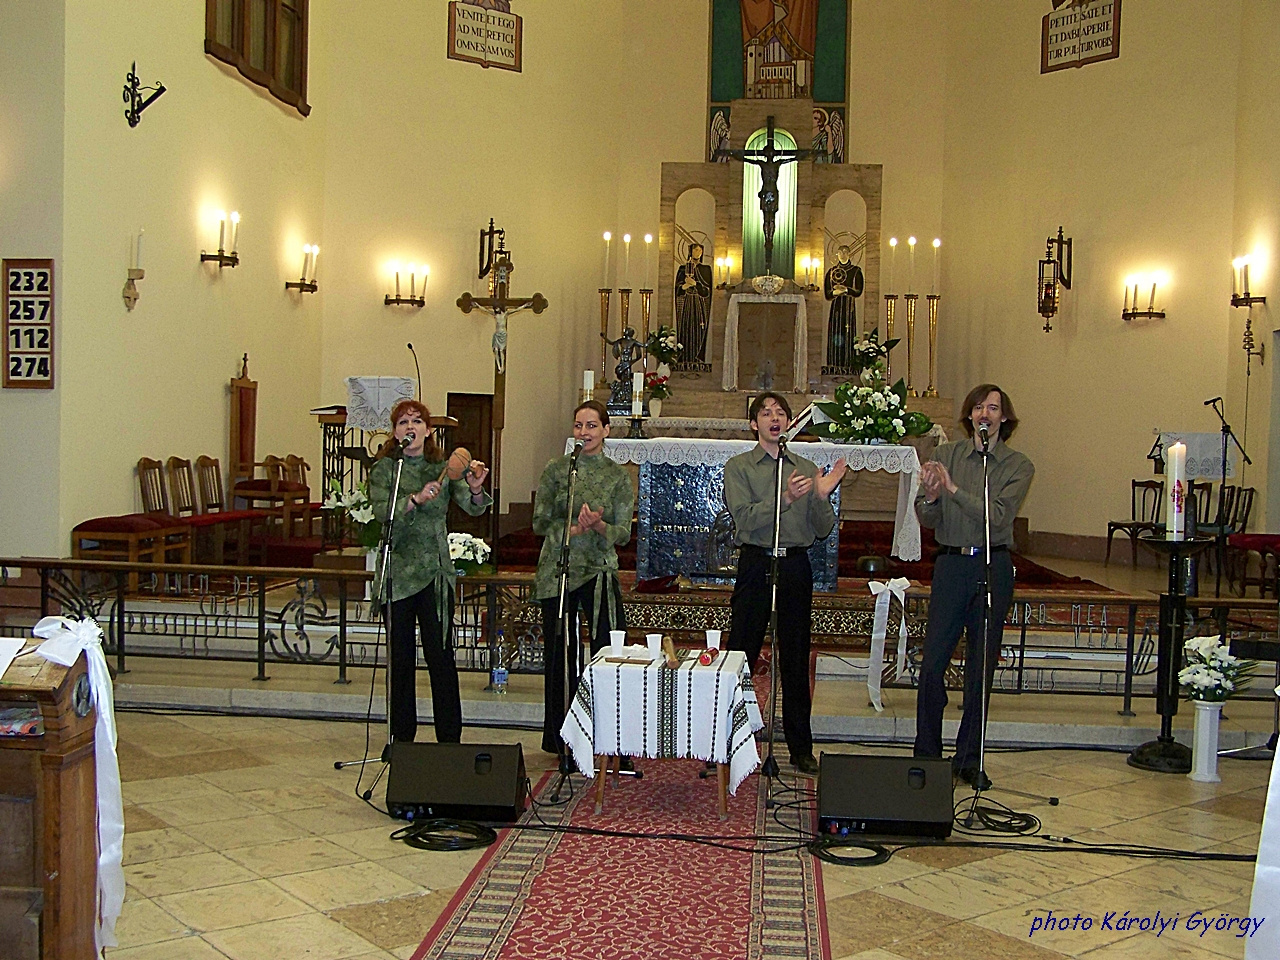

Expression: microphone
xmin=978 ymin=422 xmax=990 ymax=450
xmin=407 ymin=343 xmax=422 ymax=400
xmin=570 ymin=439 xmax=584 ymax=465
xmin=1204 ymin=396 xmax=1222 ymax=406
xmin=398 ymin=433 xmax=415 ymax=449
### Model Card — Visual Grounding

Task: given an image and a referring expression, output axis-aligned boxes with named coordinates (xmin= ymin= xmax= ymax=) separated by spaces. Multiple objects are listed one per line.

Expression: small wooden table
xmin=561 ymin=648 xmax=763 ymax=821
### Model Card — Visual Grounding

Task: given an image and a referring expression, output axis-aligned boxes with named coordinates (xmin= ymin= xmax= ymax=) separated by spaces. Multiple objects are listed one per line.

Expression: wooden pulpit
xmin=0 ymin=654 xmax=98 ymax=959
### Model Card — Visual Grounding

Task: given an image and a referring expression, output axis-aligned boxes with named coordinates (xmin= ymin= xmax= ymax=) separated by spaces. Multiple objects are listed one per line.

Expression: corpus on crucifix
xmin=714 ymin=115 xmax=812 ymax=278
xmin=457 ymin=219 xmax=548 ymax=545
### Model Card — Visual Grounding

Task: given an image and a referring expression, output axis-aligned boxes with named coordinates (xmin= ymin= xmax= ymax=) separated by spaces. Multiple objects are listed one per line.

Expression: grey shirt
xmin=915 ymin=436 xmax=1034 ymax=548
xmin=723 ymin=445 xmax=837 ymax=549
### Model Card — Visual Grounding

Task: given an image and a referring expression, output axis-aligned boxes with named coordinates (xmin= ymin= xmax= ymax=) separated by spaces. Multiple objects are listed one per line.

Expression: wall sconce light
xmin=1231 ymin=256 xmax=1266 ymax=308
xmin=285 ymin=244 xmax=319 ymax=294
xmin=123 ymin=228 xmax=145 ymax=310
xmin=123 ymin=61 xmax=166 ymax=128
xmin=1036 ymin=226 xmax=1072 ymax=332
xmin=201 ymin=211 xmax=240 ymax=268
xmin=385 ymin=261 xmax=427 ymax=307
xmin=1122 ymin=273 xmax=1167 ymax=321
xmin=800 ymin=256 xmax=819 ymax=291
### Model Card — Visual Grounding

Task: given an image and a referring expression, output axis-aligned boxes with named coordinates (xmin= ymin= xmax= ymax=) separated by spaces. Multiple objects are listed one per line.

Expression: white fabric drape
xmin=722 ymin=293 xmax=808 ymax=392
xmin=561 ymin=648 xmax=763 ymax=795
xmin=33 ymin=616 xmax=124 ymax=958
xmin=1246 ymin=744 xmax=1280 ymax=958
xmin=867 ymin=578 xmax=911 ymax=712
xmin=345 ymin=376 xmax=415 ymax=431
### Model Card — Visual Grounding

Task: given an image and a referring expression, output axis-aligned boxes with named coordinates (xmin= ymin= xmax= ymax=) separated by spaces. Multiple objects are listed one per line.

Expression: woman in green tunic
xmin=368 ymin=399 xmax=492 ymax=743
xmin=533 ymin=400 xmax=634 ymax=754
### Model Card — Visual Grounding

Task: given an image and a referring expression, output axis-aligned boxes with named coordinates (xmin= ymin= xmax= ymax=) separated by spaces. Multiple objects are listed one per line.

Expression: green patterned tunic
xmin=367 ymin=453 xmax=493 ymax=612
xmin=532 ymin=452 xmax=633 ymax=608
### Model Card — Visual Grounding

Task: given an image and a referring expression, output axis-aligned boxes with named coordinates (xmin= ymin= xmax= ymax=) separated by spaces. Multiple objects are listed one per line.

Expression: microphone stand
xmin=1204 ymin=398 xmax=1250 ymax=597
xmin=549 ymin=443 xmax=583 ymax=801
xmin=758 ymin=434 xmax=787 ymax=799
xmin=335 ymin=439 xmax=409 ymax=778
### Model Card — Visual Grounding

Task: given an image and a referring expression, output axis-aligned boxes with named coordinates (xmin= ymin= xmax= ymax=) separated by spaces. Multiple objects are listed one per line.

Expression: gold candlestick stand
xmin=924 ymin=294 xmax=940 ymax=397
xmin=639 ymin=288 xmax=653 ymax=368
xmin=619 ymin=288 xmax=633 ymax=336
xmin=598 ymin=287 xmax=612 ymax=379
xmin=884 ymin=294 xmax=898 ymax=381
xmin=903 ymin=293 xmax=918 ymax=396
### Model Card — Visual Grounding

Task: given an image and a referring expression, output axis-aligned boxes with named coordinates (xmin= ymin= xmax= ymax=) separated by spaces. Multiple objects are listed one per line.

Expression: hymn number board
xmin=3 ymin=259 xmax=55 ymax=389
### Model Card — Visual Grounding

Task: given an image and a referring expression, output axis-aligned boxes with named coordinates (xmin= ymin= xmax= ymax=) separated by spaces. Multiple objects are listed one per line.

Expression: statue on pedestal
xmin=674 ymin=243 xmax=713 ymax=369
xmin=601 ymin=326 xmax=648 ymax=414
xmin=823 ymin=245 xmax=864 ymax=373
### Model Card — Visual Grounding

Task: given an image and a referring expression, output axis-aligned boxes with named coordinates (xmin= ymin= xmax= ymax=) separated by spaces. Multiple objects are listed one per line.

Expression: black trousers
xmin=389 ymin=583 xmax=460 ymax=744
xmin=729 ymin=545 xmax=813 ymax=760
xmin=540 ymin=575 xmax=625 ymax=753
xmin=914 ymin=551 xmax=1014 ymax=769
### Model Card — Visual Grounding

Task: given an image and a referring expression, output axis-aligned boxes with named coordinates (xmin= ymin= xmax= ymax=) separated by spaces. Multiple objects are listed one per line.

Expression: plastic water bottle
xmin=491 ymin=630 xmax=508 ymax=694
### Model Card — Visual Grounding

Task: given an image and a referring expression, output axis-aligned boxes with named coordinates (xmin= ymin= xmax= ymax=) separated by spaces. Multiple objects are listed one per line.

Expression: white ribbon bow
xmin=867 ymin=578 xmax=911 ymax=712
xmin=33 ymin=616 xmax=124 ymax=958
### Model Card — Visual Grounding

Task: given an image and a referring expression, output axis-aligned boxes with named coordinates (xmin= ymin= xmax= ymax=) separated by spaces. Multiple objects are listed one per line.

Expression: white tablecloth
xmin=580 ymin=437 xmax=924 ymax=560
xmin=1159 ymin=431 xmax=1237 ymax=479
xmin=723 ymin=293 xmax=808 ymax=392
xmin=560 ymin=647 xmax=764 ymax=796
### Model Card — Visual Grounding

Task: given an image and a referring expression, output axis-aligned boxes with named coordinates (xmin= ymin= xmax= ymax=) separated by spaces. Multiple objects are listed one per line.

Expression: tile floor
xmin=109 ymin=711 xmax=1269 ymax=960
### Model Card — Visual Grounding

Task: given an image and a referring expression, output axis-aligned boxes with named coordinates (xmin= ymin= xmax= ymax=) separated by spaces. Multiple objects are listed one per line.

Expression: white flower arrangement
xmin=1178 ymin=634 xmax=1256 ymax=702
xmin=811 ymin=360 xmax=932 ymax=445
xmin=323 ymin=481 xmax=381 ymax=547
xmin=448 ymin=532 xmax=491 ymax=565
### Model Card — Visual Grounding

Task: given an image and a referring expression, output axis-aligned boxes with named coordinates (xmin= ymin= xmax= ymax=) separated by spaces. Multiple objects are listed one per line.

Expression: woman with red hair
xmin=368 ymin=399 xmax=491 ymax=743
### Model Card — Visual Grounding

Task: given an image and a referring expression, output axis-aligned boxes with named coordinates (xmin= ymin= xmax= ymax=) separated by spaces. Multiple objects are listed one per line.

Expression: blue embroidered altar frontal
xmin=636 ymin=461 xmax=840 ymax=591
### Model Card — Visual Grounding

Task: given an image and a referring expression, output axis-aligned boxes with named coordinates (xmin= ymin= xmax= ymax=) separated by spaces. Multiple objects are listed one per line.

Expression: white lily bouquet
xmin=449 ymin=532 xmax=492 ymax=575
xmin=1179 ymin=635 xmax=1256 ymax=702
xmin=323 ymin=480 xmax=381 ymax=548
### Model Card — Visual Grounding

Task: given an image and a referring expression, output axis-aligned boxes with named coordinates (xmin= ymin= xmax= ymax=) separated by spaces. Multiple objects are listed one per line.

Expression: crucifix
xmin=458 ymin=219 xmax=548 ymax=549
xmin=715 ymin=115 xmax=812 ymax=277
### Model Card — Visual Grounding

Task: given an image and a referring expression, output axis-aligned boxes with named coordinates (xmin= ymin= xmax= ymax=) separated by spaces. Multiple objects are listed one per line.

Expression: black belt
xmin=936 ymin=544 xmax=1009 ymax=556
xmin=740 ymin=543 xmax=808 ymax=558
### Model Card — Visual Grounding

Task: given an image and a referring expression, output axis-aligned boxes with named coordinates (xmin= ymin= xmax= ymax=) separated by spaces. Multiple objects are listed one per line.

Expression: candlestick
xmin=888 ymin=237 xmax=897 ymax=293
xmin=884 ymin=294 xmax=898 ymax=381
xmin=924 ymin=294 xmax=940 ymax=397
xmin=904 ymin=293 xmax=919 ymax=396
xmin=1165 ymin=441 xmax=1186 ymax=541
xmin=598 ymin=288 xmax=612 ymax=377
xmin=603 ymin=231 xmax=612 ymax=287
xmin=631 ymin=370 xmax=643 ymax=417
xmin=639 ymin=288 xmax=652 ymax=365
xmin=582 ymin=369 xmax=595 ymax=403
xmin=931 ymin=238 xmax=941 ymax=295
xmin=907 ymin=236 xmax=916 ymax=294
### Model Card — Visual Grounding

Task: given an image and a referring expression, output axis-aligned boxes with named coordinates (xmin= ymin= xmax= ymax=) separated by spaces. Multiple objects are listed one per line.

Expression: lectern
xmin=0 ymin=654 xmax=98 ymax=959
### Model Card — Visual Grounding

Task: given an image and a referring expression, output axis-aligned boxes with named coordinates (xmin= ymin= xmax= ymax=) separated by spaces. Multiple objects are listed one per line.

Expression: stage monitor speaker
xmin=818 ymin=753 xmax=953 ymax=838
xmin=386 ymin=742 xmax=528 ymax=822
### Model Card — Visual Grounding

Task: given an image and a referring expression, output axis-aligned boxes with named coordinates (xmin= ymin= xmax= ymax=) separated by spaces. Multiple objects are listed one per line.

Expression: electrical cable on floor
xmin=951 ymin=792 xmax=1042 ymax=836
xmin=808 ymin=834 xmax=1258 ymax=867
xmin=392 ymin=818 xmax=498 ymax=851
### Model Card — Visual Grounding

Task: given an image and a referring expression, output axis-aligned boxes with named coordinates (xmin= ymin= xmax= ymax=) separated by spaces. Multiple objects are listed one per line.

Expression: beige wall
xmin=0 ymin=1 xmax=64 ymax=556
xmin=938 ymin=0 xmax=1247 ymax=537
xmin=10 ymin=1 xmax=1280 ymax=553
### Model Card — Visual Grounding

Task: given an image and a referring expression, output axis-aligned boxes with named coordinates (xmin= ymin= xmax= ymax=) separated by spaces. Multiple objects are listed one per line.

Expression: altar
xmin=722 ymin=293 xmax=808 ymax=392
xmin=571 ymin=438 xmax=922 ymax=590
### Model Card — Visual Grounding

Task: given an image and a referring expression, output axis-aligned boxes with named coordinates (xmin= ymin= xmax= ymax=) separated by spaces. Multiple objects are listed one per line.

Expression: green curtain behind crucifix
xmin=741 ymin=126 xmax=798 ymax=280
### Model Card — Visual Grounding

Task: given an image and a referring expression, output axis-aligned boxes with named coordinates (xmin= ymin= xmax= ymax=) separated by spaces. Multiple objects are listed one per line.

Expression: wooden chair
xmin=168 ymin=457 xmax=256 ymax=564
xmin=1105 ymin=479 xmax=1162 ymax=566
xmin=135 ymin=457 xmax=191 ymax=565
xmin=231 ymin=455 xmax=309 ymax=540
xmin=285 ymin=454 xmax=318 ymax=535
xmin=194 ymin=456 xmax=269 ymax=563
xmin=71 ymin=515 xmax=165 ymax=593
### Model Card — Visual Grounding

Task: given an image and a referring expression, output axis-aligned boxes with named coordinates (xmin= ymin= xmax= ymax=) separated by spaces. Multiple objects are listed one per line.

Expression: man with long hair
xmin=914 ymin=384 xmax=1034 ymax=788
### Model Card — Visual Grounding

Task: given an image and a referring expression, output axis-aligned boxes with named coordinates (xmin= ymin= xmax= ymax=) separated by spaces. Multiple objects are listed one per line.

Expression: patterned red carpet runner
xmin=414 ymin=761 xmax=829 ymax=960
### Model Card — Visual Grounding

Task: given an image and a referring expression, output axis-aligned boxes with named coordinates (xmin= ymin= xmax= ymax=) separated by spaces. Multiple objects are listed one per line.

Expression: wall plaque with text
xmin=3 ymin=259 xmax=54 ymax=389
xmin=448 ymin=2 xmax=522 ymax=73
xmin=1041 ymin=0 xmax=1121 ymax=74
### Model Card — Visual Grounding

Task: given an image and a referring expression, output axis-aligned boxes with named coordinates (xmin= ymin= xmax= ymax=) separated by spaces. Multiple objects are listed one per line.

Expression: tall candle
xmin=1148 ymin=283 xmax=1157 ymax=312
xmin=300 ymin=245 xmax=310 ymax=280
xmin=584 ymin=369 xmax=595 ymax=394
xmin=229 ymin=212 xmax=240 ymax=255
xmin=932 ymin=238 xmax=941 ymax=295
xmin=1166 ymin=441 xmax=1186 ymax=541
xmin=136 ymin=228 xmax=144 ymax=270
xmin=217 ymin=213 xmax=226 ymax=253
xmin=602 ymin=232 xmax=612 ymax=287
xmin=644 ymin=234 xmax=653 ymax=288
xmin=1243 ymin=263 xmax=1251 ymax=297
xmin=888 ymin=238 xmax=897 ymax=293
xmin=310 ymin=246 xmax=319 ymax=281
xmin=907 ymin=237 xmax=917 ymax=293
xmin=623 ymin=234 xmax=631 ymax=288
xmin=631 ymin=371 xmax=643 ymax=416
